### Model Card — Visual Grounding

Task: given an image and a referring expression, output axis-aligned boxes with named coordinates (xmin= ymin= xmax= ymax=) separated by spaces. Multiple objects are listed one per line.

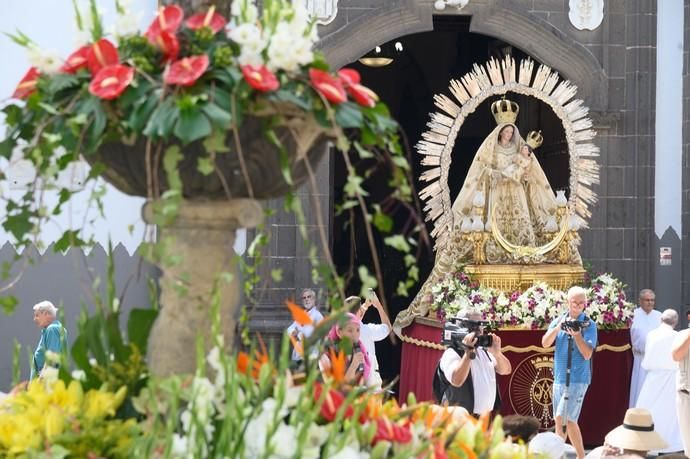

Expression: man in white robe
xmin=629 ymin=289 xmax=661 ymax=407
xmin=636 ymin=309 xmax=683 ymax=453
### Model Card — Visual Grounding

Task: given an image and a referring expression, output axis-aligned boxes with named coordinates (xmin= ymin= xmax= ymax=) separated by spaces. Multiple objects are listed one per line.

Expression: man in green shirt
xmin=30 ymin=300 xmax=66 ymax=380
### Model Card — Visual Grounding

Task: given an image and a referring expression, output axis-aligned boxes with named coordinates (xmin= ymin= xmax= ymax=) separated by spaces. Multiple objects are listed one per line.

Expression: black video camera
xmin=442 ymin=317 xmax=493 ymax=352
xmin=560 ymin=318 xmax=591 ymax=332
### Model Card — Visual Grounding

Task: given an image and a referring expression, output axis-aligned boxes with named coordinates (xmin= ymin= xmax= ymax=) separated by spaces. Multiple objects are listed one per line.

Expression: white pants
xmin=678 ymin=390 xmax=690 ymax=456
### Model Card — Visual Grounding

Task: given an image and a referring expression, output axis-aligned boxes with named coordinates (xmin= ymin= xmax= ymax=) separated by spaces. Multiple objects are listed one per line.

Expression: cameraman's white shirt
xmin=440 ymin=348 xmax=497 ymax=414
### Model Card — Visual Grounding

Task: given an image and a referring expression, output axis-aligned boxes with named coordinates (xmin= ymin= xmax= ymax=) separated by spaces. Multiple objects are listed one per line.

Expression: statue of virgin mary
xmin=397 ymin=98 xmax=581 ymax=327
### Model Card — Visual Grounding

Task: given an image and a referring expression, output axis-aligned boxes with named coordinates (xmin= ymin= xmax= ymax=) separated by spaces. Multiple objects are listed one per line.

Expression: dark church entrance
xmin=330 ymin=16 xmax=570 ymax=389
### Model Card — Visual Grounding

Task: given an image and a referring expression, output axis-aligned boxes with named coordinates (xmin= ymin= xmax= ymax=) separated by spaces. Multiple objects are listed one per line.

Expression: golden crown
xmin=526 ymin=130 xmax=544 ymax=149
xmin=491 ymin=97 xmax=519 ymax=124
xmin=530 ymin=356 xmax=554 ymax=369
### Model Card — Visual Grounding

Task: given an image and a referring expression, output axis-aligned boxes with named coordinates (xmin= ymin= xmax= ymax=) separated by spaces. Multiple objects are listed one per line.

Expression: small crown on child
xmin=491 ymin=97 xmax=519 ymax=125
xmin=526 ymin=130 xmax=544 ymax=149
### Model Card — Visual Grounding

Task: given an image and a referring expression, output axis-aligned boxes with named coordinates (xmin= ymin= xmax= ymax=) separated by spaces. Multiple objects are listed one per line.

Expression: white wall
xmin=0 ymin=0 xmax=157 ymax=254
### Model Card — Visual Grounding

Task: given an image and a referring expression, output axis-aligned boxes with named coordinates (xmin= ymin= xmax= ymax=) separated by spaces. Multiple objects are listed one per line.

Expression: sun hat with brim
xmin=604 ymin=408 xmax=668 ymax=452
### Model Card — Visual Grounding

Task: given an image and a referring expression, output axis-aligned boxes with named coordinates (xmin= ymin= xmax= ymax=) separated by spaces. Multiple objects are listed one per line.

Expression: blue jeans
xmin=552 ymin=383 xmax=588 ymax=422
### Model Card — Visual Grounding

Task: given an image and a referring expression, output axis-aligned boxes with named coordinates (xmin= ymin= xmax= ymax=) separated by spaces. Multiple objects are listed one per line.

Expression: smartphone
xmin=368 ymin=288 xmax=379 ymax=302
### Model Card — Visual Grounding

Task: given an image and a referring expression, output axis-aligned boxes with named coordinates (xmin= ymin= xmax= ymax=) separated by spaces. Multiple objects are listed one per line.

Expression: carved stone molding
xmin=568 ymin=0 xmax=604 ymax=31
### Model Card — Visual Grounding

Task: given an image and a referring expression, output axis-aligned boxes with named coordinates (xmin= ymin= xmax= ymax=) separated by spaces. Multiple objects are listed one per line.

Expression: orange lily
xmin=288 ymin=333 xmax=304 ymax=358
xmin=236 ymin=338 xmax=270 ymax=379
xmin=324 ymin=347 xmax=347 ymax=384
xmin=286 ymin=300 xmax=313 ymax=326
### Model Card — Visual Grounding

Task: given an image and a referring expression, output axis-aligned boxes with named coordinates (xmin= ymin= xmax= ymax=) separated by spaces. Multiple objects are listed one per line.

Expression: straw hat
xmin=604 ymin=408 xmax=668 ymax=452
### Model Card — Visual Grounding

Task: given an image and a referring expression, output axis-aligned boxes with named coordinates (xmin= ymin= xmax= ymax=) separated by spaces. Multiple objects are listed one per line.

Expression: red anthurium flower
xmin=61 ymin=45 xmax=91 ymax=74
xmin=313 ymin=383 xmax=354 ymax=422
xmin=241 ymin=65 xmax=279 ymax=92
xmin=153 ymin=29 xmax=180 ymax=62
xmin=309 ymin=68 xmax=347 ymax=105
xmin=346 ymin=83 xmax=379 ymax=108
xmin=144 ymin=5 xmax=184 ymax=41
xmin=89 ymin=64 xmax=135 ymax=100
xmin=372 ymin=418 xmax=413 ymax=445
xmin=337 ymin=68 xmax=361 ymax=86
xmin=185 ymin=5 xmax=226 ymax=33
xmin=337 ymin=68 xmax=378 ymax=107
xmin=164 ymin=55 xmax=209 ymax=87
xmin=12 ymin=67 xmax=40 ymax=99
xmin=87 ymin=39 xmax=119 ymax=75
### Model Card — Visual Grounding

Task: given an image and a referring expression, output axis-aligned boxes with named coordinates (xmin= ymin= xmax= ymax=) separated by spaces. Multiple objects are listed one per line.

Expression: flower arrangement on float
xmin=0 ymin=0 xmax=405 ymax=248
xmin=430 ymin=272 xmax=634 ymax=330
xmin=0 ymin=376 xmax=135 ymax=457
xmin=0 ymin=304 xmax=528 ymax=458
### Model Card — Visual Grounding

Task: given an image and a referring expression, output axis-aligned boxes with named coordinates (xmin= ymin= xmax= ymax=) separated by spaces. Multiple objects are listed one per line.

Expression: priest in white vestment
xmin=636 ymin=309 xmax=683 ymax=453
xmin=629 ymin=289 xmax=661 ymax=407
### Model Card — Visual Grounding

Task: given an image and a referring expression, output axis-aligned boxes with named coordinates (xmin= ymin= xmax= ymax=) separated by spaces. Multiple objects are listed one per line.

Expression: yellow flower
xmin=44 ymin=405 xmax=65 ymax=440
xmin=0 ymin=412 xmax=42 ymax=454
xmin=84 ymin=386 xmax=127 ymax=420
xmin=49 ymin=380 xmax=84 ymax=416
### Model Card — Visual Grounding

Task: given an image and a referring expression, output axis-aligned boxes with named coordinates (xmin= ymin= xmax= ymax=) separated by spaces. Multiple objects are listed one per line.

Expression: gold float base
xmin=463 ymin=264 xmax=585 ymax=293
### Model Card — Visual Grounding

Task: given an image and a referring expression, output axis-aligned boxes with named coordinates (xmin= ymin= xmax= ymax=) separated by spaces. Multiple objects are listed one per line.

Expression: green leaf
xmin=143 ymin=98 xmax=179 ymax=138
xmin=344 ymin=174 xmax=367 ymax=197
xmin=53 ymin=230 xmax=86 ymax=252
xmin=270 ymin=89 xmax=312 ymax=111
xmin=203 ymin=130 xmax=230 ymax=153
xmin=372 ymin=211 xmax=393 ymax=233
xmin=335 ymin=102 xmax=363 ymax=128
xmin=211 ymin=87 xmax=232 ymax=112
xmin=3 ymin=207 xmax=34 ymax=242
xmin=127 ymin=308 xmax=158 ymax=355
xmin=354 ymin=141 xmax=374 ymax=159
xmin=174 ymin=108 xmax=212 ymax=144
xmin=39 ymin=102 xmax=60 ymax=115
xmin=357 ymin=265 xmax=378 ymax=297
xmin=0 ymin=137 xmax=17 ymax=160
xmin=85 ymin=315 xmax=107 ymax=365
xmin=0 ymin=296 xmax=18 ymax=315
xmin=201 ymin=102 xmax=232 ymax=129
xmin=271 ymin=268 xmax=283 ymax=282
xmin=197 ymin=157 xmax=214 ymax=176
xmin=46 ymin=74 xmax=81 ymax=94
xmin=128 ymin=96 xmax=158 ymax=132
xmin=265 ymin=128 xmax=292 ymax=185
xmin=2 ymin=104 xmax=23 ymax=127
xmin=384 ymin=234 xmax=411 ymax=252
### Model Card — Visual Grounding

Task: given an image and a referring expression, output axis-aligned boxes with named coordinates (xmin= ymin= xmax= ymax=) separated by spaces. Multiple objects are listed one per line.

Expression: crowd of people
xmin=286 ymin=286 xmax=690 ymax=458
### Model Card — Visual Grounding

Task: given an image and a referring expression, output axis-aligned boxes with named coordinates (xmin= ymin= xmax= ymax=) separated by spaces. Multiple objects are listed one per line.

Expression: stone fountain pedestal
xmin=144 ymin=199 xmax=264 ymax=376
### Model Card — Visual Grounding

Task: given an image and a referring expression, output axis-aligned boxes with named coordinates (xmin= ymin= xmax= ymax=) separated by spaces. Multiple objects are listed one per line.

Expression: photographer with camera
xmin=541 ymin=286 xmax=597 ymax=459
xmin=434 ymin=309 xmax=512 ymax=417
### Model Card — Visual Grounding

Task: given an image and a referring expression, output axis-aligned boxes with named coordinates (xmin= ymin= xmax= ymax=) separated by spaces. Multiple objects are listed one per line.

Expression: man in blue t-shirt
xmin=31 ymin=300 xmax=66 ymax=380
xmin=541 ymin=286 xmax=597 ymax=459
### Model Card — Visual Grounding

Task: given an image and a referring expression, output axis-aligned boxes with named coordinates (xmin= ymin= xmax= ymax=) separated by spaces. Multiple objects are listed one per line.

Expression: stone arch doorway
xmin=328 ymin=12 xmax=603 ymax=389
xmin=319 ymin=3 xmax=607 ymax=111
